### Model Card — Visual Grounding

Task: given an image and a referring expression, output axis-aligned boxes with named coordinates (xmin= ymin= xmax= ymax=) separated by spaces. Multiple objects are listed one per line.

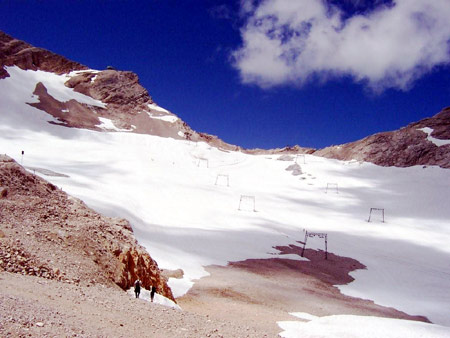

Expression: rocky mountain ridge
xmin=315 ymin=107 xmax=450 ymax=168
xmin=1 ymin=30 xmax=449 ymax=168
xmin=0 ymin=155 xmax=174 ymax=301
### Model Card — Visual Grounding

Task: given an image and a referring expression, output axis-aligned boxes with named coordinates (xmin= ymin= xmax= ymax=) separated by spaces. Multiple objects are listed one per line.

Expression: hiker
xmin=151 ymin=285 xmax=156 ymax=302
xmin=134 ymin=279 xmax=141 ymax=298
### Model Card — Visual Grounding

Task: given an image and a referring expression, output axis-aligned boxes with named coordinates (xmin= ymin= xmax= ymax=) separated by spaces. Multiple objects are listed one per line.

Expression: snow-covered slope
xmin=1 ymin=67 xmax=450 ymax=336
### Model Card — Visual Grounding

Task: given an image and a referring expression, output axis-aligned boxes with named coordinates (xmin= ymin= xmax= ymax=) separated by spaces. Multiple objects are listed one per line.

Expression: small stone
xmin=0 ymin=187 xmax=7 ymax=198
xmin=36 ymin=322 xmax=44 ymax=327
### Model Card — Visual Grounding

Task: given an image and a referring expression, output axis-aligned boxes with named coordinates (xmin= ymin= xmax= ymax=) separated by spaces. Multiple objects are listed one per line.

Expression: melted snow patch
xmin=68 ymin=69 xmax=101 ymax=77
xmin=146 ymin=112 xmax=179 ymax=123
xmin=148 ymin=103 xmax=170 ymax=114
xmin=127 ymin=287 xmax=180 ymax=309
xmin=146 ymin=103 xmax=178 ymax=123
xmin=96 ymin=117 xmax=132 ymax=131
xmin=418 ymin=127 xmax=450 ymax=147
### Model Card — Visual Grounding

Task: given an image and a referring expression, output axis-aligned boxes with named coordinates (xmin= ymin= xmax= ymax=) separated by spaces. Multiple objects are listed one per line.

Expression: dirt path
xmin=178 ymin=246 xmax=429 ymax=336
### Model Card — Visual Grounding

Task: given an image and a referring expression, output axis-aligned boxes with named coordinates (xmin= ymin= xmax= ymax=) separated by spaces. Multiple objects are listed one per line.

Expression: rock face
xmin=0 ymin=31 xmax=87 ymax=79
xmin=0 ymin=155 xmax=174 ymax=301
xmin=314 ymin=107 xmax=450 ymax=168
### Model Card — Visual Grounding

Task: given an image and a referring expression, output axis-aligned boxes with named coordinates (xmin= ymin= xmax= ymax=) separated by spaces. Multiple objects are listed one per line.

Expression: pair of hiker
xmin=134 ymin=279 xmax=156 ymax=302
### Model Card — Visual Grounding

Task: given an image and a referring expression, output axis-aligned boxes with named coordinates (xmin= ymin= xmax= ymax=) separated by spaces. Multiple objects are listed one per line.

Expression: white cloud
xmin=233 ymin=0 xmax=450 ymax=91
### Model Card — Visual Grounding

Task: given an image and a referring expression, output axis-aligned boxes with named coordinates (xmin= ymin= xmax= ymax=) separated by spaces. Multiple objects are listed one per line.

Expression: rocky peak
xmin=0 ymin=31 xmax=87 ymax=79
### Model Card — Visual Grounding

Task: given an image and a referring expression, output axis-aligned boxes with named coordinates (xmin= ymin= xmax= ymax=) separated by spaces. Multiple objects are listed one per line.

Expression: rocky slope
xmin=0 ymin=272 xmax=268 ymax=337
xmin=0 ymin=155 xmax=174 ymax=301
xmin=314 ymin=107 xmax=450 ymax=168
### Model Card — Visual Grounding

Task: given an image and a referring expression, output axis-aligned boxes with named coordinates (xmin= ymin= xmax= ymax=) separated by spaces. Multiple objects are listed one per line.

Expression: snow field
xmin=1 ymin=68 xmax=450 ymax=333
xmin=278 ymin=314 xmax=450 ymax=338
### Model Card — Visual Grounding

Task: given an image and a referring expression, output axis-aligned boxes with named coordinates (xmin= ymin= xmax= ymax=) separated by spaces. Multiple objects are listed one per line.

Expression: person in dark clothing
xmin=150 ymin=286 xmax=156 ymax=302
xmin=134 ymin=279 xmax=141 ymax=298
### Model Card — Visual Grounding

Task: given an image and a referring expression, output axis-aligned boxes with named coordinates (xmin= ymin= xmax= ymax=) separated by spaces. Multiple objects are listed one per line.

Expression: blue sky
xmin=1 ymin=0 xmax=449 ymax=149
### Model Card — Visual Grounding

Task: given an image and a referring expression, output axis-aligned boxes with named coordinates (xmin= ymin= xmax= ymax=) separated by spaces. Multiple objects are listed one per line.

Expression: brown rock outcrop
xmin=64 ymin=69 xmax=197 ymax=139
xmin=0 ymin=31 xmax=87 ymax=79
xmin=0 ymin=154 xmax=174 ymax=301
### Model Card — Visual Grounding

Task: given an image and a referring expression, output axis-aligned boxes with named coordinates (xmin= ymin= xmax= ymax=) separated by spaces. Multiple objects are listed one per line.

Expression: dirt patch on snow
xmin=178 ymin=245 xmax=429 ymax=336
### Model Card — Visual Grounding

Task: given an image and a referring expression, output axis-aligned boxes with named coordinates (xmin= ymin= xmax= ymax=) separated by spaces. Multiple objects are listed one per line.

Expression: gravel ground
xmin=0 ymin=272 xmax=269 ymax=337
